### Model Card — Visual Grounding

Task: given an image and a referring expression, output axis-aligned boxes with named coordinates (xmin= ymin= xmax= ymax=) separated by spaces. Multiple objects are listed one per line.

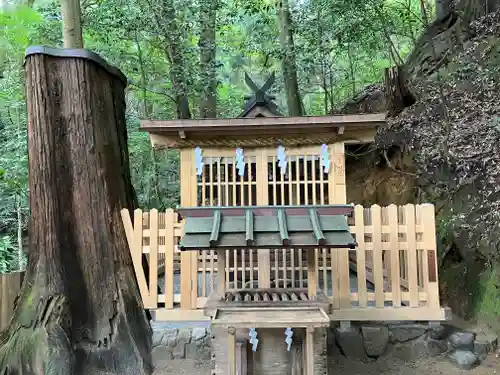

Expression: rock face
xmin=361 ymin=325 xmax=390 ymax=357
xmin=151 ymin=323 xmax=211 ymax=362
xmin=150 ymin=321 xmax=498 ymax=372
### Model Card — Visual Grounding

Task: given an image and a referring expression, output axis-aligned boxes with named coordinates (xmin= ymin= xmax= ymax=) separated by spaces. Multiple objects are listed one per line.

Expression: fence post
xmin=404 ymin=204 xmax=419 ymax=307
xmin=420 ymin=204 xmax=440 ymax=309
xmin=0 ymin=271 xmax=24 ymax=330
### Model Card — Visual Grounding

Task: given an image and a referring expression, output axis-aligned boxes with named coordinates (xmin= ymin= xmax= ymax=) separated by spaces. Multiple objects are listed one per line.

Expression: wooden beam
xmin=329 ymin=307 xmax=452 ymax=321
xmin=152 ymin=308 xmax=211 ymax=321
xmin=140 ymin=113 xmax=386 ymax=131
xmin=177 ymin=204 xmax=354 ymax=218
xmin=148 ymin=128 xmax=377 ymax=149
xmin=228 ymin=327 xmax=237 ymax=375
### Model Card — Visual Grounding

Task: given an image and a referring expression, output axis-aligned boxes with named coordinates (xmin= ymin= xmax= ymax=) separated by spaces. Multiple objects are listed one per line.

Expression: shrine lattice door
xmin=179 ymin=144 xmax=347 ymax=309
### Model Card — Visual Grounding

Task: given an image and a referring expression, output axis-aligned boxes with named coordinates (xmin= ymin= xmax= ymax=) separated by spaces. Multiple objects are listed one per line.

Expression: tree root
xmin=0 ymin=273 xmax=152 ymax=375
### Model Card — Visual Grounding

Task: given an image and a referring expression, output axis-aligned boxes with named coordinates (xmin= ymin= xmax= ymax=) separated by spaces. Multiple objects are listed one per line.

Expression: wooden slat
xmin=133 ymin=209 xmax=150 ymax=307
xmin=404 ymin=204 xmax=419 ymax=307
xmin=387 ymin=204 xmax=401 ymax=307
xmin=0 ymin=271 xmax=24 ymax=330
xmin=149 ymin=209 xmax=159 ymax=308
xmin=421 ymin=204 xmax=440 ymax=308
xmin=354 ymin=205 xmax=368 ymax=307
xmin=165 ymin=209 xmax=175 ymax=308
xmin=307 ymin=248 xmax=317 ymax=298
xmin=371 ymin=205 xmax=385 ymax=308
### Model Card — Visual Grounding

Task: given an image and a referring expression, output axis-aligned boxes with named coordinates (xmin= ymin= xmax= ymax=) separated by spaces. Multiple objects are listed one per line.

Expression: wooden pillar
xmin=179 ymin=149 xmax=195 ymax=309
xmin=228 ymin=327 xmax=237 ymax=375
xmin=328 ymin=142 xmax=350 ymax=310
xmin=236 ymin=341 xmax=247 ymax=375
xmin=256 ymin=149 xmax=271 ymax=288
xmin=305 ymin=327 xmax=315 ymax=375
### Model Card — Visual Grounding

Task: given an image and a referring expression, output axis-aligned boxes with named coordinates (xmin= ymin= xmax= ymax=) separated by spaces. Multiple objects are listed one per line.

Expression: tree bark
xmin=60 ymin=0 xmax=83 ymax=48
xmin=277 ymin=0 xmax=303 ymax=116
xmin=198 ymin=0 xmax=218 ymax=118
xmin=161 ymin=0 xmax=192 ymax=119
xmin=0 ymin=48 xmax=152 ymax=375
xmin=385 ymin=66 xmax=415 ymax=117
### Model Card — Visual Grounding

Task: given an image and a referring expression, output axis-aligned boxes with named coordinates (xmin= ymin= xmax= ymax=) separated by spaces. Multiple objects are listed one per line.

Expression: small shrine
xmin=141 ymin=73 xmax=382 ymax=374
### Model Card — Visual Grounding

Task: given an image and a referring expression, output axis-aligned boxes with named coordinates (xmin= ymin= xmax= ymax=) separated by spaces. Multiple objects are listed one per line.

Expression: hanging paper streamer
xmin=277 ymin=145 xmax=287 ymax=175
xmin=235 ymin=148 xmax=246 ymax=177
xmin=320 ymin=144 xmax=331 ymax=174
xmin=285 ymin=327 xmax=293 ymax=351
xmin=194 ymin=147 xmax=204 ymax=176
xmin=249 ymin=328 xmax=259 ymax=352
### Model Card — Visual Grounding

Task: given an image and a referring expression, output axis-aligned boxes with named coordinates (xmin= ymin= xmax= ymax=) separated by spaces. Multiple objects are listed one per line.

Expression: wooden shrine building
xmin=123 ymin=73 xmax=450 ymax=375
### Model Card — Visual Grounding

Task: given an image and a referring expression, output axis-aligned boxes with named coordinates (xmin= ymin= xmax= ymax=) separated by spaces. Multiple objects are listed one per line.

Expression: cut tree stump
xmin=0 ymin=47 xmax=152 ymax=375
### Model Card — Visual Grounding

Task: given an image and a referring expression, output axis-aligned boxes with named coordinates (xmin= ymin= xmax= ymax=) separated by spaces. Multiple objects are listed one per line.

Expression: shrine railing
xmin=121 ymin=203 xmax=449 ymax=321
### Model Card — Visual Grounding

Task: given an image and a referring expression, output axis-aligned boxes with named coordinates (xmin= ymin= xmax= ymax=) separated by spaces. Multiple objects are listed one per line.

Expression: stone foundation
xmin=151 ymin=321 xmax=498 ymax=372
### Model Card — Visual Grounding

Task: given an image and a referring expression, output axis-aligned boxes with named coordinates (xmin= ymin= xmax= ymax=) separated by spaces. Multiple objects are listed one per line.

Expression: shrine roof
xmin=177 ymin=205 xmax=356 ymax=251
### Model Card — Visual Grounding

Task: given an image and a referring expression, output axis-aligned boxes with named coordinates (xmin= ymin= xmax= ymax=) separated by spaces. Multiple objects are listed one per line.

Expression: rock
xmin=428 ymin=324 xmax=446 ymax=340
xmin=426 ymin=338 xmax=448 ymax=357
xmin=160 ymin=328 xmax=178 ymax=348
xmin=474 ymin=332 xmax=498 ymax=354
xmin=389 ymin=324 xmax=427 ymax=343
xmin=173 ymin=328 xmax=192 ymax=359
xmin=172 ymin=343 xmax=186 ymax=359
xmin=192 ymin=327 xmax=207 ymax=342
xmin=152 ymin=329 xmax=164 ymax=347
xmin=361 ymin=325 xmax=389 ymax=357
xmin=448 ymin=331 xmax=475 ymax=351
xmin=391 ymin=337 xmax=432 ymax=361
xmin=185 ymin=342 xmax=211 ymax=360
xmin=334 ymin=326 xmax=370 ymax=362
xmin=448 ymin=350 xmax=479 ymax=370
xmin=152 ymin=346 xmax=173 ymax=361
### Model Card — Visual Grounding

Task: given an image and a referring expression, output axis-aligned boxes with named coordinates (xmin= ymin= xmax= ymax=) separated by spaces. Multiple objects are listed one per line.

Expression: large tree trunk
xmin=198 ymin=0 xmax=218 ymax=118
xmin=161 ymin=0 xmax=192 ymax=119
xmin=277 ymin=0 xmax=303 ymax=116
xmin=0 ymin=47 xmax=153 ymax=375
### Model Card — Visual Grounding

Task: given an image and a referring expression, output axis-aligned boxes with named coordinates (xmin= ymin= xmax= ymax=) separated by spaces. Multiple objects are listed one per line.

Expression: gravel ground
xmin=153 ymin=351 xmax=499 ymax=375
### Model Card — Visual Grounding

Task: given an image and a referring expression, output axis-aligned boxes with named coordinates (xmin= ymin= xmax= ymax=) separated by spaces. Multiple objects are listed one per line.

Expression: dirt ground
xmin=153 ymin=351 xmax=499 ymax=375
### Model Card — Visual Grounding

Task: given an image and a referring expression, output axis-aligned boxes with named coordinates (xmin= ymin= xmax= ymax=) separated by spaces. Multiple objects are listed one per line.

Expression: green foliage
xmin=0 ymin=235 xmax=16 ymax=273
xmin=0 ymin=0 xmax=427 ymax=272
xmin=474 ymin=266 xmax=500 ymax=331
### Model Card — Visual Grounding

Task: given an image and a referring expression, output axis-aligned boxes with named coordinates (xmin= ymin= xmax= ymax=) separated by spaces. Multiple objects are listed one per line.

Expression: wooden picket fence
xmin=122 ymin=204 xmax=449 ymax=321
xmin=0 ymin=271 xmax=24 ymax=331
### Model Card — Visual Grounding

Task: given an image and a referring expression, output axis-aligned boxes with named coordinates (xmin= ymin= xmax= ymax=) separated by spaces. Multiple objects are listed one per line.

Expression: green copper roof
xmin=178 ymin=205 xmax=356 ymax=251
